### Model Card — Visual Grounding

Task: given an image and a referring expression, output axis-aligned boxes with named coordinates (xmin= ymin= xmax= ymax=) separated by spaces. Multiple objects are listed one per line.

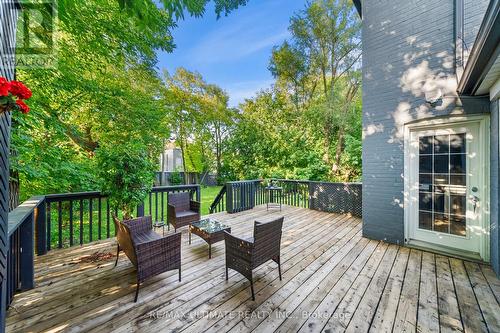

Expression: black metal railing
xmin=209 ymin=179 xmax=362 ymax=217
xmin=225 ymin=180 xmax=260 ymax=213
xmin=36 ymin=184 xmax=200 ymax=254
xmin=263 ymin=179 xmax=310 ymax=208
xmin=209 ymin=186 xmax=227 ymax=214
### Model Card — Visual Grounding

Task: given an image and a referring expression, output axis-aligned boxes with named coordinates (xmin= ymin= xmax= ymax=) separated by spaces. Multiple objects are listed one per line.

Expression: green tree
xmin=268 ymin=0 xmax=361 ymax=179
xmin=11 ymin=0 xmax=249 ymax=203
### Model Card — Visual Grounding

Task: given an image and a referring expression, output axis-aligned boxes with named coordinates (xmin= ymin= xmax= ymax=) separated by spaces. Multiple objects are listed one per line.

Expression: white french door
xmin=405 ymin=117 xmax=489 ymax=260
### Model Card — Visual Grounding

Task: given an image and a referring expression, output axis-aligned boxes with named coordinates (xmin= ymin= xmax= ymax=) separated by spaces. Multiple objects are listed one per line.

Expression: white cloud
xmin=189 ymin=9 xmax=290 ymax=64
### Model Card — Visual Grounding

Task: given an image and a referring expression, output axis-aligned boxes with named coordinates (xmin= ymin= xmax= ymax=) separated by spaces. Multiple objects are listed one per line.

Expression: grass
xmin=47 ymin=186 xmax=223 ymax=249
xmin=200 ymin=185 xmax=223 ymax=215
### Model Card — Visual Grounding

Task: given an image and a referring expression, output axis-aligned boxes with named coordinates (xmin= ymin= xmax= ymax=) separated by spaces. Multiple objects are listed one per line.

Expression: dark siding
xmin=491 ymin=99 xmax=499 ymax=275
xmin=362 ymin=1 xmax=489 ymax=244
xmin=0 ymin=0 xmax=19 ymax=330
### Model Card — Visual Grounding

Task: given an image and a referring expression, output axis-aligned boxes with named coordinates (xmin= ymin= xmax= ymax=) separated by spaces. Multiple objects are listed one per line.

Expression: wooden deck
xmin=6 ymin=205 xmax=500 ymax=333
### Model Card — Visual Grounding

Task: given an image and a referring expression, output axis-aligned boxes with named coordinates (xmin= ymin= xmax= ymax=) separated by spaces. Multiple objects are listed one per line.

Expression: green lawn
xmin=47 ymin=186 xmax=223 ymax=249
xmin=200 ymin=185 xmax=223 ymax=215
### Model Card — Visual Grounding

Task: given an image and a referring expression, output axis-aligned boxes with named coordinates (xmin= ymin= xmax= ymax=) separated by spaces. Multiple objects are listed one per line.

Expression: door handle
xmin=471 ymin=195 xmax=479 ymax=213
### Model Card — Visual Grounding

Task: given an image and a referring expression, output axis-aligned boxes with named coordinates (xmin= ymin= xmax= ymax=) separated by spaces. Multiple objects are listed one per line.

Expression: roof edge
xmin=353 ymin=0 xmax=361 ymax=18
xmin=458 ymin=0 xmax=500 ymax=95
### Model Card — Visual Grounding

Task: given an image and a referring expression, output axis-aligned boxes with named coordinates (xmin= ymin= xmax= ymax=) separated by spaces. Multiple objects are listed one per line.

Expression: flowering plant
xmin=0 ymin=77 xmax=32 ymax=114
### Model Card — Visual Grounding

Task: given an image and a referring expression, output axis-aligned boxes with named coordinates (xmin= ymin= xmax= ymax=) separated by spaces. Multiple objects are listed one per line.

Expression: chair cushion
xmin=176 ymin=210 xmax=199 ymax=218
xmin=132 ymin=230 xmax=161 ymax=245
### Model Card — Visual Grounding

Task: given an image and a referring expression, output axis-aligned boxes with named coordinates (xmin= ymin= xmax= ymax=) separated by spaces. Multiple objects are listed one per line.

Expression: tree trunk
xmin=179 ymin=139 xmax=188 ymax=185
xmin=333 ymin=127 xmax=344 ymax=175
xmin=215 ymin=124 xmax=222 ymax=182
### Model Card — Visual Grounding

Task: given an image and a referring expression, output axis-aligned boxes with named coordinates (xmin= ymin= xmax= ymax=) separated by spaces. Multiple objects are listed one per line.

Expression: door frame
xmin=403 ymin=114 xmax=490 ymax=261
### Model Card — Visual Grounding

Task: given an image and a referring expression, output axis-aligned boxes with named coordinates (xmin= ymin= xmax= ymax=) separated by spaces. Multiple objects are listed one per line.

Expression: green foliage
xmin=169 ymin=168 xmax=184 ymax=186
xmin=115 ymin=0 xmax=249 ymax=20
xmin=12 ymin=0 xmax=363 ymax=207
xmin=163 ymin=68 xmax=236 ymax=180
xmin=96 ymin=142 xmax=157 ymax=219
xmin=12 ymin=0 xmax=226 ymax=200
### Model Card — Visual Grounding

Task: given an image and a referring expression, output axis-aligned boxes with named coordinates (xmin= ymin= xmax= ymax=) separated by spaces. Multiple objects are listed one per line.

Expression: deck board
xmin=6 ymin=205 xmax=500 ymax=333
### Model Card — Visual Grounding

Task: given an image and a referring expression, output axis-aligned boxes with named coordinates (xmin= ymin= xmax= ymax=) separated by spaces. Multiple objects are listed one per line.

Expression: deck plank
xmin=5 ymin=205 xmax=500 ymax=333
xmin=368 ymin=246 xmax=410 ymax=332
xmin=274 ymin=240 xmax=380 ymax=333
xmin=450 ymin=258 xmax=488 ymax=333
xmin=436 ymin=255 xmax=464 ymax=333
xmin=416 ymin=251 xmax=439 ymax=333
xmin=297 ymin=241 xmax=387 ymax=333
xmin=464 ymin=261 xmax=500 ymax=332
xmin=392 ymin=249 xmax=422 ymax=332
xmin=341 ymin=244 xmax=399 ymax=333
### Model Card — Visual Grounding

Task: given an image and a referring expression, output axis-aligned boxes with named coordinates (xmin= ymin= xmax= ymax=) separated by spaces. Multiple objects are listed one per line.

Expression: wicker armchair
xmin=113 ymin=215 xmax=181 ymax=302
xmin=167 ymin=192 xmax=201 ymax=232
xmin=224 ymin=216 xmax=284 ymax=300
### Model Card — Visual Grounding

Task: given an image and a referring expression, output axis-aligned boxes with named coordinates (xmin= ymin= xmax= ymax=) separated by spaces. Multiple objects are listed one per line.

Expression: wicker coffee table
xmin=189 ymin=218 xmax=231 ymax=258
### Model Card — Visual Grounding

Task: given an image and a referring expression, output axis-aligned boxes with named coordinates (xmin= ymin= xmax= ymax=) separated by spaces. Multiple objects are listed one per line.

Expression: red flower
xmin=15 ymin=99 xmax=30 ymax=114
xmin=9 ymin=80 xmax=32 ymax=100
xmin=0 ymin=77 xmax=10 ymax=97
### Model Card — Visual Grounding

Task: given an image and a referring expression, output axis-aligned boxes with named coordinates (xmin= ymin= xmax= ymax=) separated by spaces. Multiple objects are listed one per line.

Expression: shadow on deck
xmin=6 ymin=205 xmax=500 ymax=332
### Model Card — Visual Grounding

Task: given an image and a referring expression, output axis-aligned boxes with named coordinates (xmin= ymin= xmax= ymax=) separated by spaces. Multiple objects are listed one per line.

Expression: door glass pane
xmin=419 ymin=155 xmax=432 ymax=173
xmin=434 ymin=155 xmax=449 ymax=173
xmin=434 ymin=213 xmax=449 ymax=233
xmin=419 ymin=136 xmax=433 ymax=154
xmin=417 ymin=133 xmax=467 ymax=236
xmin=450 ymin=133 xmax=466 ymax=153
xmin=450 ymin=174 xmax=466 ymax=185
xmin=434 ymin=135 xmax=449 ymax=153
xmin=419 ymin=211 xmax=432 ymax=230
xmin=450 ymin=154 xmax=466 ymax=173
xmin=450 ymin=194 xmax=466 ymax=215
xmin=433 ymin=193 xmax=445 ymax=213
xmin=419 ymin=192 xmax=433 ymax=211
xmin=450 ymin=215 xmax=466 ymax=236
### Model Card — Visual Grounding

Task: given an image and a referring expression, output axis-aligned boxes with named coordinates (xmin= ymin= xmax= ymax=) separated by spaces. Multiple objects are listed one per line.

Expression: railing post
xmin=35 ymin=201 xmax=47 ymax=255
xmin=308 ymin=181 xmax=314 ymax=210
xmin=226 ymin=183 xmax=234 ymax=213
xmin=19 ymin=213 xmax=34 ymax=290
xmin=195 ymin=185 xmax=201 ymax=202
xmin=249 ymin=181 xmax=256 ymax=209
xmin=137 ymin=202 xmax=145 ymax=217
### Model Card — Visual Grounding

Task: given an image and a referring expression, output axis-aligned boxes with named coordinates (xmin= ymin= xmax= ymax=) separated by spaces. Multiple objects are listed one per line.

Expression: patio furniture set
xmin=113 ymin=192 xmax=284 ymax=302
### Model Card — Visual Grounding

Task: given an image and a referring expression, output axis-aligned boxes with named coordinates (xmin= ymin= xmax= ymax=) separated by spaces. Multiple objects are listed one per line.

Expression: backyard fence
xmin=155 ymin=172 xmax=217 ymax=186
xmin=210 ymin=179 xmax=362 ymax=217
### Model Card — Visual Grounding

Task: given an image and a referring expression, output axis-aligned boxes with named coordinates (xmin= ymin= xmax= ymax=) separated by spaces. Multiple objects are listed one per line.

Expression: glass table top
xmin=191 ymin=218 xmax=230 ymax=233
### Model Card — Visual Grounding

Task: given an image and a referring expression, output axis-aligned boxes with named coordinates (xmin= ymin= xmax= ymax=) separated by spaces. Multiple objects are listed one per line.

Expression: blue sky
xmin=156 ymin=0 xmax=307 ymax=107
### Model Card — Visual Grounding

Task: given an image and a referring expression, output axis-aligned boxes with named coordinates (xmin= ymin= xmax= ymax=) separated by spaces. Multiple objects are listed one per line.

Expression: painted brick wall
xmin=361 ymin=0 xmax=489 ymax=244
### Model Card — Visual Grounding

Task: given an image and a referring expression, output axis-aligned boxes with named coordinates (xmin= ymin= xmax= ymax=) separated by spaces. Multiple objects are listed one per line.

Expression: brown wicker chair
xmin=113 ymin=215 xmax=181 ymax=302
xmin=167 ymin=192 xmax=201 ymax=232
xmin=224 ymin=216 xmax=284 ymax=300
